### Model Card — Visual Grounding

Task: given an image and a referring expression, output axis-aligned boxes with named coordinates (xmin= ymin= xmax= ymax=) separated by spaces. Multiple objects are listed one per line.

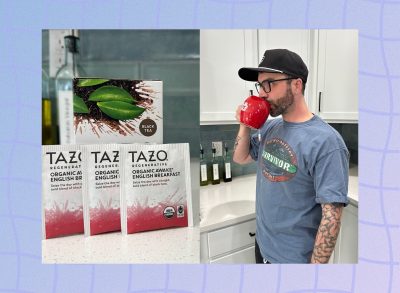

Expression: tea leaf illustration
xmin=97 ymin=101 xmax=145 ymax=120
xmin=89 ymin=85 xmax=136 ymax=103
xmin=73 ymin=95 xmax=89 ymax=114
xmin=77 ymin=79 xmax=109 ymax=87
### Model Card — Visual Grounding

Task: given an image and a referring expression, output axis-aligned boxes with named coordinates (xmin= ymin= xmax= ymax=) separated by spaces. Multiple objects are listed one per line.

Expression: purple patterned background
xmin=0 ymin=0 xmax=399 ymax=292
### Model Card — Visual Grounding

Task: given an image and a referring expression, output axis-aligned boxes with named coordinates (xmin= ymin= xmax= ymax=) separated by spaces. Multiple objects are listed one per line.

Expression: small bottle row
xmin=200 ymin=143 xmax=232 ymax=186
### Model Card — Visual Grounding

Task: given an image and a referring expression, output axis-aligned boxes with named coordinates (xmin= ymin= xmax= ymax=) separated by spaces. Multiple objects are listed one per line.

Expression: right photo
xmin=199 ymin=30 xmax=358 ymax=264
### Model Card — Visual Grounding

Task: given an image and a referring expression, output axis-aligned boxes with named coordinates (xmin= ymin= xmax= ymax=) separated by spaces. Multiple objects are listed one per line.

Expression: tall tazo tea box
xmin=73 ymin=78 xmax=163 ymax=144
xmin=42 ymin=145 xmax=84 ymax=239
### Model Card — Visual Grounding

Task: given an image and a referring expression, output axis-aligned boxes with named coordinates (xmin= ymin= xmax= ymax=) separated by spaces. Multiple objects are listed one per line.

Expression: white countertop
xmin=200 ymin=167 xmax=358 ymax=233
xmin=200 ymin=175 xmax=256 ymax=232
xmin=42 ymin=226 xmax=199 ymax=264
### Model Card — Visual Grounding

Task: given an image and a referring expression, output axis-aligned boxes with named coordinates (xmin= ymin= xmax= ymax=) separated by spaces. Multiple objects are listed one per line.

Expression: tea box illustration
xmin=73 ymin=78 xmax=163 ymax=144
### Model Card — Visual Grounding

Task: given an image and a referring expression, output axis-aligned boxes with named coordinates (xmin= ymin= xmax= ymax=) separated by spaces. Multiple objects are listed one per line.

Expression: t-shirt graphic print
xmin=260 ymin=138 xmax=298 ymax=182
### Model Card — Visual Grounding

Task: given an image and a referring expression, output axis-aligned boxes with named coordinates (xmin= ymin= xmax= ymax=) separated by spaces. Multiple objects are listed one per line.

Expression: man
xmin=233 ymin=49 xmax=349 ymax=264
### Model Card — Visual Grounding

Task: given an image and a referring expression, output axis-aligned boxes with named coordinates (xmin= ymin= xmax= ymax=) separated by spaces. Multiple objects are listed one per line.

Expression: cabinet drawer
xmin=210 ymin=246 xmax=255 ymax=264
xmin=208 ymin=219 xmax=256 ymax=258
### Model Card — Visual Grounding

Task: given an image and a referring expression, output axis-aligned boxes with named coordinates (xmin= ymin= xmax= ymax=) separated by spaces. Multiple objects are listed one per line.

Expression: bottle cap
xmin=64 ymin=35 xmax=79 ymax=53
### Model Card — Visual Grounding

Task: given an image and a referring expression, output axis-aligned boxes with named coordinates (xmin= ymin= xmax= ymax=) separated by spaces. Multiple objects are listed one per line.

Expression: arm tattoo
xmin=233 ymin=136 xmax=242 ymax=152
xmin=310 ymin=203 xmax=343 ymax=264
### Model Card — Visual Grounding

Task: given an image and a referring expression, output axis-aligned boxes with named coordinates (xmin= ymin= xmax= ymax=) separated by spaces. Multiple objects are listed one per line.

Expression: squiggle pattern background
xmin=0 ymin=0 xmax=399 ymax=292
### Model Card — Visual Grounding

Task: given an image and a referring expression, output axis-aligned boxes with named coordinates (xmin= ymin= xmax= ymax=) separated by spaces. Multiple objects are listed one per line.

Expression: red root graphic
xmin=45 ymin=200 xmax=83 ymax=239
xmin=89 ymin=198 xmax=121 ymax=235
xmin=126 ymin=189 xmax=188 ymax=234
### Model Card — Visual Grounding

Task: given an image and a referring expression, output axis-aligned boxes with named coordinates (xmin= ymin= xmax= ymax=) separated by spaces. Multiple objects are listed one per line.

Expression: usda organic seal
xmin=163 ymin=206 xmax=175 ymax=219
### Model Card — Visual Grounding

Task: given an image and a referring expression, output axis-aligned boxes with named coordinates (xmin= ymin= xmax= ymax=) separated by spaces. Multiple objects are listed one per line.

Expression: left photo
xmin=41 ymin=29 xmax=200 ymax=263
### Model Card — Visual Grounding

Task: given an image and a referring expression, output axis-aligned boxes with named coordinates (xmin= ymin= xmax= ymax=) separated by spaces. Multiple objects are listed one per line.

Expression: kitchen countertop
xmin=200 ymin=166 xmax=358 ymax=233
xmin=42 ymin=226 xmax=199 ymax=264
xmin=200 ymin=175 xmax=256 ymax=232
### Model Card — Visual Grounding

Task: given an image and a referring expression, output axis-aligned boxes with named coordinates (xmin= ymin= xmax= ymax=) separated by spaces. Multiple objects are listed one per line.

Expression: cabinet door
xmin=316 ymin=30 xmax=358 ymax=123
xmin=207 ymin=219 xmax=256 ymax=258
xmin=210 ymin=246 xmax=255 ymax=264
xmin=334 ymin=203 xmax=358 ymax=263
xmin=258 ymin=30 xmax=312 ymax=106
xmin=200 ymin=30 xmax=258 ymax=124
xmin=200 ymin=232 xmax=209 ymax=263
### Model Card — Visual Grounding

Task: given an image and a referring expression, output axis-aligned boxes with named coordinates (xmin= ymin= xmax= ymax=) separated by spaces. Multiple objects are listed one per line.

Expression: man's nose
xmin=258 ymin=88 xmax=268 ymax=100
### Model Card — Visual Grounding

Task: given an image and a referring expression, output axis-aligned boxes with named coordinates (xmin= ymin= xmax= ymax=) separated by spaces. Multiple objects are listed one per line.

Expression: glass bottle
xmin=211 ymin=147 xmax=220 ymax=185
xmin=55 ymin=33 xmax=85 ymax=145
xmin=223 ymin=143 xmax=232 ymax=182
xmin=200 ymin=144 xmax=209 ymax=186
xmin=42 ymin=69 xmax=57 ymax=145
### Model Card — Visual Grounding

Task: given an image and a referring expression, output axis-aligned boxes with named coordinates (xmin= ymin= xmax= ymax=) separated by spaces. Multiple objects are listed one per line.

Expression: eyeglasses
xmin=255 ymin=77 xmax=296 ymax=94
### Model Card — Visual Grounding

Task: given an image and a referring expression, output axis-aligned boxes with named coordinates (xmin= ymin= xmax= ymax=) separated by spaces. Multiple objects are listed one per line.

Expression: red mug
xmin=240 ymin=95 xmax=270 ymax=129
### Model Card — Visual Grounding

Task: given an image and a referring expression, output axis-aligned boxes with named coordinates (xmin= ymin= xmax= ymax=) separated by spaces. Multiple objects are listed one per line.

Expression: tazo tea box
xmin=42 ymin=145 xmax=83 ymax=239
xmin=120 ymin=143 xmax=193 ymax=234
xmin=73 ymin=78 xmax=163 ymax=144
xmin=82 ymin=144 xmax=121 ymax=236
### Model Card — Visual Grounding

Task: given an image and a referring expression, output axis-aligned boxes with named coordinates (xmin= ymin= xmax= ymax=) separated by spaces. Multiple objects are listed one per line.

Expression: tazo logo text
xmin=129 ymin=150 xmax=167 ymax=162
xmin=91 ymin=151 xmax=119 ymax=164
xmin=46 ymin=151 xmax=81 ymax=164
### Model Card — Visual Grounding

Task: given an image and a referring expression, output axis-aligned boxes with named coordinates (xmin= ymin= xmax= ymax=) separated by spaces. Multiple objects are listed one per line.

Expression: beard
xmin=268 ymin=87 xmax=295 ymax=117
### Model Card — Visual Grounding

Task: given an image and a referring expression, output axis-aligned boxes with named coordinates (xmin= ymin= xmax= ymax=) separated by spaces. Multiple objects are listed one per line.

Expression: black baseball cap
xmin=238 ymin=49 xmax=308 ymax=83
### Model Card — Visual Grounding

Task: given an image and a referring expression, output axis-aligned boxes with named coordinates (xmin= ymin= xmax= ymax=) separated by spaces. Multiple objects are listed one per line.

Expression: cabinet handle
xmin=318 ymin=92 xmax=322 ymax=112
xmin=249 ymin=232 xmax=255 ymax=237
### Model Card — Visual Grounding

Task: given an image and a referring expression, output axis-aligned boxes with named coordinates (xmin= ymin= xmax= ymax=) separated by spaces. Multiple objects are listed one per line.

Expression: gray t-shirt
xmin=249 ymin=115 xmax=349 ymax=263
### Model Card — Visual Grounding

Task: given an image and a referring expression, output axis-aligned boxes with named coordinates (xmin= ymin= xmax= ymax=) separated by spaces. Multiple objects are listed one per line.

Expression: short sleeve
xmin=249 ymin=132 xmax=260 ymax=161
xmin=314 ymin=148 xmax=350 ymax=206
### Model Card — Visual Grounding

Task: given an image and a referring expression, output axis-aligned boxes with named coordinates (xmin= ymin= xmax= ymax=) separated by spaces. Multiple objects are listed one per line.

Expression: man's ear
xmin=294 ymin=78 xmax=303 ymax=95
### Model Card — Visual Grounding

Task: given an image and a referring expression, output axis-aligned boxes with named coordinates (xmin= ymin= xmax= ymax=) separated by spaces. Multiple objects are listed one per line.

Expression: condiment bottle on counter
xmin=200 ymin=144 xmax=209 ymax=186
xmin=223 ymin=143 xmax=232 ymax=182
xmin=211 ymin=146 xmax=220 ymax=185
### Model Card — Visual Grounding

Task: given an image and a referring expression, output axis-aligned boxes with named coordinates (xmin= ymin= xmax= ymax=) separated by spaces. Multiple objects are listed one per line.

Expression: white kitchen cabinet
xmin=200 ymin=29 xmax=358 ymax=125
xmin=200 ymin=30 xmax=258 ymax=124
xmin=201 ymin=219 xmax=256 ymax=264
xmin=210 ymin=246 xmax=255 ymax=264
xmin=313 ymin=30 xmax=358 ymax=123
xmin=258 ymin=29 xmax=358 ymax=123
xmin=333 ymin=201 xmax=358 ymax=263
xmin=200 ymin=203 xmax=357 ymax=264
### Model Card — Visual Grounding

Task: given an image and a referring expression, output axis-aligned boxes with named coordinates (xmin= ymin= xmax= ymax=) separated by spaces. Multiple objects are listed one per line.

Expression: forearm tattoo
xmin=233 ymin=136 xmax=242 ymax=152
xmin=310 ymin=203 xmax=343 ymax=264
